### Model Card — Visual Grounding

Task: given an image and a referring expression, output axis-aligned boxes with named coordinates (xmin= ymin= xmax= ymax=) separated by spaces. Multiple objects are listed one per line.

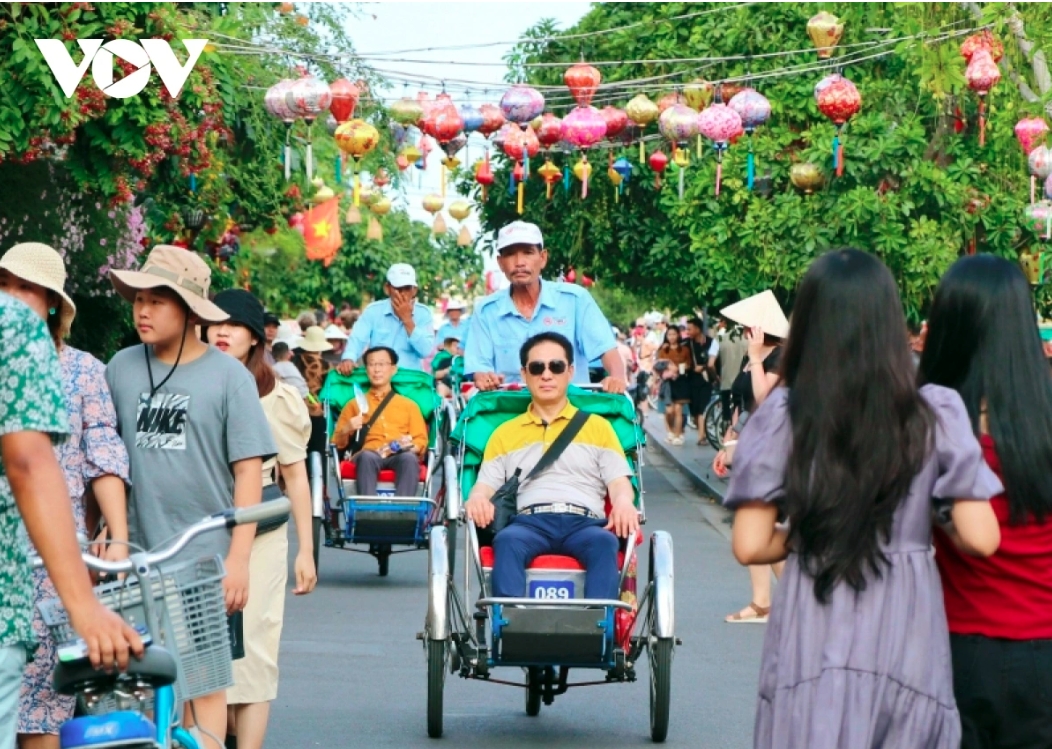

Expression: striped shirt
xmin=477 ymin=402 xmax=632 ymax=517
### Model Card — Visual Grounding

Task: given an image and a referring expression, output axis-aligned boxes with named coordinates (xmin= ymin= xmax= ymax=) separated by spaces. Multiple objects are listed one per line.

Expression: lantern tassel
xmin=1032 ymin=175 xmax=1037 ymax=205
xmin=979 ymin=98 xmax=987 ymax=148
xmin=1046 ymin=211 xmax=1050 ymax=241
xmin=353 ymin=173 xmax=361 ymax=207
xmin=715 ymin=153 xmax=723 ymax=197
xmin=523 ymin=153 xmax=530 ymax=178
xmin=563 ymin=165 xmax=571 ymax=194
xmin=305 ymin=125 xmax=314 ymax=184
xmin=433 ymin=213 xmax=447 ymax=235
xmin=639 ymin=137 xmax=645 ymax=165
xmin=831 ymin=133 xmax=839 ymax=172
xmin=696 ymin=133 xmax=702 ymax=159
xmin=190 ymin=173 xmax=196 ymax=193
xmin=654 ymin=170 xmax=661 ymax=190
xmin=508 ymin=170 xmax=515 ymax=197
xmin=582 ymin=171 xmax=589 ymax=200
xmin=517 ymin=180 xmax=524 ymax=214
xmin=441 ymin=164 xmax=446 ymax=199
xmin=546 ymin=180 xmax=553 ymax=200
xmin=747 ymin=139 xmax=755 ymax=191
xmin=482 ymin=185 xmax=488 ymax=202
xmin=283 ymin=124 xmax=292 ymax=182
xmin=678 ymin=165 xmax=685 ymax=201
xmin=836 ymin=137 xmax=845 ymax=178
xmin=457 ymin=225 xmax=471 ymax=246
xmin=335 ymin=155 xmax=342 ymax=185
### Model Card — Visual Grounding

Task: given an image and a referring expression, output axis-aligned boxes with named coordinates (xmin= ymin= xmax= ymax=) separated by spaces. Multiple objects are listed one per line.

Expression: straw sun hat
xmin=720 ymin=290 xmax=790 ymax=340
xmin=0 ymin=242 xmax=77 ymax=337
xmin=110 ymin=244 xmax=227 ymax=323
xmin=298 ymin=326 xmax=333 ymax=352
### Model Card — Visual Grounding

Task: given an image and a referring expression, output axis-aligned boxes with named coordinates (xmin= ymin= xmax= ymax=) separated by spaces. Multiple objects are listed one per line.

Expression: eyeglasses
xmin=525 ymin=359 xmax=568 ymax=376
xmin=366 ymin=360 xmax=393 ymax=369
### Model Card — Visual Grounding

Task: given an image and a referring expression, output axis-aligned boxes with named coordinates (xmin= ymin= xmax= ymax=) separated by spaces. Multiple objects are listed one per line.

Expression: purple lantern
xmin=265 ymin=79 xmax=298 ymax=181
xmin=657 ymin=104 xmax=699 ymax=143
xmin=286 ymin=76 xmax=332 ymax=123
xmin=459 ymin=104 xmax=485 ymax=133
xmin=500 ymin=85 xmax=545 ymax=125
xmin=729 ymin=88 xmax=772 ymax=190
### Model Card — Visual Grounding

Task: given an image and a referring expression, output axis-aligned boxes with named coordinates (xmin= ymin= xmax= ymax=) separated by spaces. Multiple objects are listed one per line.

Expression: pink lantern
xmin=697 ymin=103 xmax=744 ymax=197
xmin=286 ymin=76 xmax=332 ymax=124
xmin=601 ymin=106 xmax=629 ymax=139
xmin=965 ymin=48 xmax=1001 ymax=146
xmin=562 ymin=106 xmax=608 ymax=149
xmin=1018 ymin=119 xmax=1051 ymax=202
xmin=265 ymin=79 xmax=297 ymax=181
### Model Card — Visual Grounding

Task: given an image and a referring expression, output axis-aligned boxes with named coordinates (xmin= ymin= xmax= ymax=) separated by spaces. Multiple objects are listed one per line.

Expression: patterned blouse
xmin=0 ymin=296 xmax=68 ymax=648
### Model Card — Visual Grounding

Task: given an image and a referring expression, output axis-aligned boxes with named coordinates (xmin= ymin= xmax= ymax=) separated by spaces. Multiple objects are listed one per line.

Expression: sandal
xmin=725 ymin=602 xmax=770 ymax=624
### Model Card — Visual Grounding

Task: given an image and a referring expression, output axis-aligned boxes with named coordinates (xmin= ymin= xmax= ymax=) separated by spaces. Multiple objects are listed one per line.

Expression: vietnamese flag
xmin=303 ymin=197 xmax=342 ymax=266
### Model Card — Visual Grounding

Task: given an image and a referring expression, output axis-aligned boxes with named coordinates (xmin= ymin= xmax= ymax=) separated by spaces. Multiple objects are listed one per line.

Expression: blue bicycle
xmin=35 ymin=500 xmax=290 ymax=749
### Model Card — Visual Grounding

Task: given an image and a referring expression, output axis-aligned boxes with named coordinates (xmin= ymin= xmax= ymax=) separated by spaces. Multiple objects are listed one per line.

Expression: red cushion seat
xmin=478 ymin=546 xmax=627 ymax=571
xmin=340 ymin=460 xmax=427 ymax=483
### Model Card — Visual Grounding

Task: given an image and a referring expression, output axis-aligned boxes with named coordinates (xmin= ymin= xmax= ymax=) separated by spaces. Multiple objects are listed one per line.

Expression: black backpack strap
xmin=355 ymin=389 xmax=397 ymax=447
xmin=524 ymin=408 xmax=591 ymax=482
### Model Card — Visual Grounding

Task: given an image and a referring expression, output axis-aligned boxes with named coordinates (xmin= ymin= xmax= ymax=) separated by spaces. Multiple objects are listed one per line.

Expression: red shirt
xmin=935 ymin=435 xmax=1052 ymax=640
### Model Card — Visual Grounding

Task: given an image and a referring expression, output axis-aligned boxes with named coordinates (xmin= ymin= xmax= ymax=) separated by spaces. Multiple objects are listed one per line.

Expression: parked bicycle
xmin=33 ymin=499 xmax=291 ymax=749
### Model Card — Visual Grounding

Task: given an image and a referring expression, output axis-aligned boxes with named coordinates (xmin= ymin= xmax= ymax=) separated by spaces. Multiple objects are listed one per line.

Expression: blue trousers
xmin=491 ymin=514 xmax=619 ymax=599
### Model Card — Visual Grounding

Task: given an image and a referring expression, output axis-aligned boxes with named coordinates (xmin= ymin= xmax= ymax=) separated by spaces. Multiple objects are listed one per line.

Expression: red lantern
xmin=564 ymin=62 xmax=601 ymax=108
xmin=961 ymin=30 xmax=1004 ymax=62
xmin=565 ymin=268 xmax=576 ymax=283
xmin=965 ymin=48 xmax=1001 ymax=147
xmin=430 ymin=93 xmax=464 ymax=143
xmin=502 ymin=126 xmax=540 ymax=162
xmin=477 ymin=103 xmax=506 ymax=137
xmin=328 ymin=78 xmax=360 ymax=123
xmin=648 ymin=149 xmax=669 ymax=188
xmin=535 ymin=113 xmax=564 ymax=148
xmin=815 ymin=74 xmax=861 ymax=177
xmin=475 ymin=155 xmax=494 ymax=201
xmin=657 ymin=92 xmax=684 ymax=113
xmin=601 ymin=106 xmax=629 ymax=139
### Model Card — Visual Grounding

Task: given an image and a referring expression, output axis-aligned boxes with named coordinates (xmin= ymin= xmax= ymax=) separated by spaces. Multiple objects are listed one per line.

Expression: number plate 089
xmin=528 ymin=580 xmax=574 ymax=600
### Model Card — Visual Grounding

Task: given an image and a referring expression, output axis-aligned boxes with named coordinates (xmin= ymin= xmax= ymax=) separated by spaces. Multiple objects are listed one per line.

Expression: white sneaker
xmin=671 ymin=435 xmax=684 ymax=445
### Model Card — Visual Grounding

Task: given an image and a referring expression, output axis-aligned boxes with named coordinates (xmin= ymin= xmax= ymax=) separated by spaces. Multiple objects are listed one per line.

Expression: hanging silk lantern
xmin=961 ymin=30 xmax=1004 ymax=63
xmin=565 ymin=61 xmax=601 ymax=107
xmin=459 ymin=104 xmax=484 ymax=133
xmin=264 ymin=79 xmax=297 ymax=181
xmin=607 ymin=152 xmax=624 ymax=203
xmin=538 ymin=159 xmax=561 ymax=200
xmin=477 ymin=103 xmax=506 ymax=136
xmin=562 ymin=106 xmax=607 ymax=150
xmin=390 ymin=96 xmax=424 ymax=126
xmin=815 ymin=73 xmax=861 ymax=177
xmin=659 ymin=104 xmax=699 ymax=199
xmin=697 ymin=102 xmax=744 ymax=196
xmin=648 ymin=149 xmax=669 ymax=189
xmin=500 ymin=85 xmax=545 ymax=125
xmin=729 ymin=88 xmax=772 ymax=190
xmin=415 ymin=91 xmax=434 ymax=128
xmin=535 ymin=113 xmax=564 ymax=149
xmin=807 ymin=11 xmax=844 ymax=59
xmin=422 ymin=193 xmax=445 ymax=234
xmin=965 ymin=48 xmax=1001 ymax=147
xmin=626 ymin=94 xmax=660 ymax=164
xmin=790 ymin=163 xmax=824 ymax=195
xmin=502 ymin=125 xmax=540 ymax=162
xmin=395 ymin=154 xmax=410 ymax=172
xmin=367 ymin=196 xmax=392 ymax=242
xmin=286 ymin=76 xmax=331 ymax=184
xmin=389 ymin=121 xmax=409 ymax=151
xmin=512 ymin=160 xmax=526 ymax=214
xmin=1024 ymin=201 xmax=1052 ymax=241
xmin=448 ymin=200 xmax=473 ymax=246
xmin=572 ymin=156 xmax=593 ymax=199
xmin=612 ymin=157 xmax=632 ymax=184
xmin=328 ymin=78 xmax=359 ymax=123
xmin=430 ymin=93 xmax=464 ymax=143
xmin=601 ymin=106 xmax=629 ymax=139
xmin=1018 ymin=119 xmax=1050 ymax=201
xmin=683 ymin=79 xmax=714 ymax=112
xmin=475 ymin=155 xmax=495 ymax=201
xmin=334 ymin=119 xmax=379 ymax=207
xmin=373 ymin=167 xmax=391 ymax=189
xmin=657 ymin=92 xmax=685 ymax=113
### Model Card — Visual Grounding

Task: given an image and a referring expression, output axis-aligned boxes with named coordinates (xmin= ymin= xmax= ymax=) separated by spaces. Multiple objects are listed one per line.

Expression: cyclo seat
xmin=53 ymin=644 xmax=178 ymax=696
xmin=478 ymin=546 xmax=630 ymax=571
xmin=340 ymin=459 xmax=428 ymax=484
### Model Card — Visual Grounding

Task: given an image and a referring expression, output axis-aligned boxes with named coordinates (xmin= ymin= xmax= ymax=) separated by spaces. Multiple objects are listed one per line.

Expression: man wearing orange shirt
xmin=332 ymin=346 xmax=427 ymax=496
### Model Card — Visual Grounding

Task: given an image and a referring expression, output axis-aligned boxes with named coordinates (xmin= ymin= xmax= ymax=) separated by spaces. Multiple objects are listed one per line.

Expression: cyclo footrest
xmin=495 ymin=605 xmax=611 ymax=665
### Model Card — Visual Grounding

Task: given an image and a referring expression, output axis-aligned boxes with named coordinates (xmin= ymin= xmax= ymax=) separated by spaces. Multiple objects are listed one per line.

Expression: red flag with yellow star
xmin=303 ymin=197 xmax=342 ymax=266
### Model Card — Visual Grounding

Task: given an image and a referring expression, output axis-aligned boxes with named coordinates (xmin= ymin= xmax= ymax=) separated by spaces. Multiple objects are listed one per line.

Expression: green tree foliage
xmin=475 ymin=2 xmax=1052 ymax=319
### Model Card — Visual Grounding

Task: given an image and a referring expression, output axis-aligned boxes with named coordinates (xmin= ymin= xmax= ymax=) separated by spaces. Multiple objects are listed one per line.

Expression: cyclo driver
xmin=464 ymin=332 xmax=639 ymax=599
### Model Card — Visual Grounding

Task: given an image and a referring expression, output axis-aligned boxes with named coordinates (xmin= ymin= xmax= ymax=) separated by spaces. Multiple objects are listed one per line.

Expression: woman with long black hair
xmin=919 ymin=254 xmax=1052 ymax=749
xmin=655 ymin=325 xmax=694 ymax=445
xmin=724 ymin=249 xmax=1001 ymax=748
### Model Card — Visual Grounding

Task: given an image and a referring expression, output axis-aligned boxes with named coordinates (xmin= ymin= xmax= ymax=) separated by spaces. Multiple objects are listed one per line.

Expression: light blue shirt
xmin=464 ymin=280 xmax=617 ymax=384
xmin=436 ymin=319 xmax=468 ymax=346
xmin=342 ymin=299 xmax=434 ymax=370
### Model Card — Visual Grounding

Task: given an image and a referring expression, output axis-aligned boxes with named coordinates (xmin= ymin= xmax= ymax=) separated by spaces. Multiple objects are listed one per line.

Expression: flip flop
xmin=725 ymin=602 xmax=770 ymax=624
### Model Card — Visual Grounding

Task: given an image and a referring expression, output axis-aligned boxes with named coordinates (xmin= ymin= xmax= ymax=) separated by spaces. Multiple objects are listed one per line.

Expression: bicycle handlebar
xmin=32 ymin=499 xmax=291 ymax=574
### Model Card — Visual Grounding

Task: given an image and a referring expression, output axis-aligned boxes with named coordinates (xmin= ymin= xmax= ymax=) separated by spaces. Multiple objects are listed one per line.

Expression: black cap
xmin=212 ymin=289 xmax=266 ymax=342
xmin=263 ymin=311 xmax=280 ymax=327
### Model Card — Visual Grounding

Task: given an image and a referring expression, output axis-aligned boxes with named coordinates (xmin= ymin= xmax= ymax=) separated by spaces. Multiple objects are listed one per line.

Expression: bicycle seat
xmin=59 ymin=711 xmax=156 ymax=749
xmin=53 ymin=645 xmax=179 ymax=696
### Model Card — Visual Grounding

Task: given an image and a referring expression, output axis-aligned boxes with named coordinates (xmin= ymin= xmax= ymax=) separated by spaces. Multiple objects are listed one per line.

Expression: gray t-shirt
xmin=106 ymin=345 xmax=276 ymax=562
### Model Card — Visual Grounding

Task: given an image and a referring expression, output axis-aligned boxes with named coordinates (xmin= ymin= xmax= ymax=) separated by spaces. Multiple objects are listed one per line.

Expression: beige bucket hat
xmin=110 ymin=245 xmax=228 ymax=323
xmin=0 ymin=242 xmax=77 ymax=337
xmin=720 ymin=290 xmax=790 ymax=340
xmin=298 ymin=325 xmax=333 ymax=352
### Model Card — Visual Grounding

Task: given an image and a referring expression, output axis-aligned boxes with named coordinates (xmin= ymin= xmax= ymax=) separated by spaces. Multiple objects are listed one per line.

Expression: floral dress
xmin=18 ymin=345 xmax=130 ymax=735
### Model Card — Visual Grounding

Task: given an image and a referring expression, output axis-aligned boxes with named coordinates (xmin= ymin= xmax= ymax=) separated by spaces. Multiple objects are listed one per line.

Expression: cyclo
xmin=423 ymin=386 xmax=676 ymax=742
xmin=310 ymin=366 xmax=459 ymax=577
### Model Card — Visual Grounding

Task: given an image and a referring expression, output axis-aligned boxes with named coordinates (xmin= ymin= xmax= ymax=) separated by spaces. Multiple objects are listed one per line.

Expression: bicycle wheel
xmin=649 ymin=637 xmax=673 ymax=742
xmin=703 ymin=399 xmax=724 ymax=451
xmin=427 ymin=639 xmax=447 ymax=738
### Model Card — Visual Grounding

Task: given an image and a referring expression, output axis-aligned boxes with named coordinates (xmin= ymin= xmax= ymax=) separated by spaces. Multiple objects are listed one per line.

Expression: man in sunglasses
xmin=336 ymin=263 xmax=435 ymax=374
xmin=464 ymin=332 xmax=639 ymax=600
xmin=464 ymin=221 xmax=626 ymax=394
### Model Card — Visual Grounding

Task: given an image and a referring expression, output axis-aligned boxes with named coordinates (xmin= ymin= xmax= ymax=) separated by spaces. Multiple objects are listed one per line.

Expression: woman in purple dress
xmin=0 ymin=243 xmax=130 ymax=749
xmin=724 ymin=249 xmax=1002 ymax=748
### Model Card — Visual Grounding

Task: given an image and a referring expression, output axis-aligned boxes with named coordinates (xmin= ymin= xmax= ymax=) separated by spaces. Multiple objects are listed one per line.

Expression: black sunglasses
xmin=526 ymin=359 xmax=568 ymax=376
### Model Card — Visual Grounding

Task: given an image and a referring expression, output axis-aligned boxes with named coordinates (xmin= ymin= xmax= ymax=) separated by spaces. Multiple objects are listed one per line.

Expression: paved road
xmin=267 ymin=450 xmax=763 ymax=748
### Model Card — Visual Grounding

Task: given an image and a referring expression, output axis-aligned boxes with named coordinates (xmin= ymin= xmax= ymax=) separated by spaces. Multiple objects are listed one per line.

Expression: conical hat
xmin=720 ymin=290 xmax=789 ymax=339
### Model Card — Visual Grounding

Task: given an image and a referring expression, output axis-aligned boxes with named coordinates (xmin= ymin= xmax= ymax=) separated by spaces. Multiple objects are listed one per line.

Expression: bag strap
xmin=355 ymin=389 xmax=397 ymax=446
xmin=523 ymin=408 xmax=591 ymax=483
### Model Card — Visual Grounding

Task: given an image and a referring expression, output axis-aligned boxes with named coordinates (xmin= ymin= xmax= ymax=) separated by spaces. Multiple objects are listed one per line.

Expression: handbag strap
xmin=356 ymin=388 xmax=397 ymax=446
xmin=523 ymin=408 xmax=591 ymax=483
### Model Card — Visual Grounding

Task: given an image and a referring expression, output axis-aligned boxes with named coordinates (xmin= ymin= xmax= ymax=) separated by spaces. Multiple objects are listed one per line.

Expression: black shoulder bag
xmin=347 ymin=389 xmax=397 ymax=455
xmin=491 ymin=409 xmax=592 ymax=532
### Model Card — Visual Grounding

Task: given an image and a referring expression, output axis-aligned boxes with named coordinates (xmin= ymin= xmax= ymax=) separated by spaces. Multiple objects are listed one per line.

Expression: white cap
xmin=446 ymin=298 xmax=466 ymax=311
xmin=386 ymin=263 xmax=417 ymax=287
xmin=495 ymin=221 xmax=543 ymax=252
xmin=323 ymin=324 xmax=348 ymax=341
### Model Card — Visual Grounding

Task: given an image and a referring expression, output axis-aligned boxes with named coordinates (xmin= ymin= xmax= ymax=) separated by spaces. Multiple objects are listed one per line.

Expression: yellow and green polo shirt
xmin=476 ymin=402 xmax=632 ymax=517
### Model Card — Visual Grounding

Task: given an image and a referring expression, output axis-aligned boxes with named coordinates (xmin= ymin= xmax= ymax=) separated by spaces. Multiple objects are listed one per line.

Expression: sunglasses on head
xmin=525 ymin=359 xmax=568 ymax=376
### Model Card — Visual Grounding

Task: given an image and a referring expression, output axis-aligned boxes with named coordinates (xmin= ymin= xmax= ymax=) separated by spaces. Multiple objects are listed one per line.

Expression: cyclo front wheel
xmin=703 ymin=398 xmax=725 ymax=450
xmin=427 ymin=639 xmax=446 ymax=738
xmin=648 ymin=637 xmax=672 ymax=742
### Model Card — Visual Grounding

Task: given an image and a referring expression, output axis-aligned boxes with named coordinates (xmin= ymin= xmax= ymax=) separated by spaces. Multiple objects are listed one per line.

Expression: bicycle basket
xmin=39 ymin=555 xmax=231 ymax=704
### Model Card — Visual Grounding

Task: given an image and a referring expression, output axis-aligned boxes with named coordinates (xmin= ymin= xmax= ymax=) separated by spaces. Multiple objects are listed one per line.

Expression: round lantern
xmin=501 ymin=85 xmax=545 ymax=125
xmin=366 ymin=196 xmax=392 ymax=242
xmin=1016 ymin=117 xmax=1049 ymax=156
xmin=961 ymin=30 xmax=1004 ymax=63
xmin=657 ymin=92 xmax=685 ymax=113
xmin=422 ymin=193 xmax=445 ymax=235
xmin=648 ymin=149 xmax=669 ymax=189
xmin=334 ymin=119 xmax=380 ymax=208
xmin=601 ymin=106 xmax=629 ymax=139
xmin=562 ymin=106 xmax=607 ymax=149
xmin=477 ymin=103 xmax=506 ymax=136
xmin=965 ymin=48 xmax=1001 ymax=147
xmin=683 ymin=79 xmax=714 ymax=111
xmin=429 ymin=93 xmax=464 ymax=143
xmin=729 ymin=88 xmax=772 ymax=190
xmin=475 ymin=155 xmax=495 ymax=201
xmin=564 ymin=62 xmax=601 ymax=108
xmin=286 ymin=76 xmax=331 ymax=124
xmin=790 ymin=163 xmax=824 ymax=195
xmin=459 ymin=104 xmax=484 ymax=133
xmin=807 ymin=11 xmax=844 ymax=59
xmin=1025 ymin=200 xmax=1052 ymax=241
xmin=697 ymin=102 xmax=744 ymax=196
xmin=659 ymin=104 xmax=699 ymax=199
xmin=390 ymin=96 xmax=424 ymax=126
xmin=372 ymin=167 xmax=391 ymax=189
xmin=265 ymin=80 xmax=297 ymax=181
xmin=502 ymin=125 xmax=540 ymax=162
xmin=626 ymin=94 xmax=661 ymax=163
xmin=535 ymin=113 xmax=564 ymax=149
xmin=328 ymin=78 xmax=359 ymax=123
xmin=815 ymin=73 xmax=861 ymax=177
